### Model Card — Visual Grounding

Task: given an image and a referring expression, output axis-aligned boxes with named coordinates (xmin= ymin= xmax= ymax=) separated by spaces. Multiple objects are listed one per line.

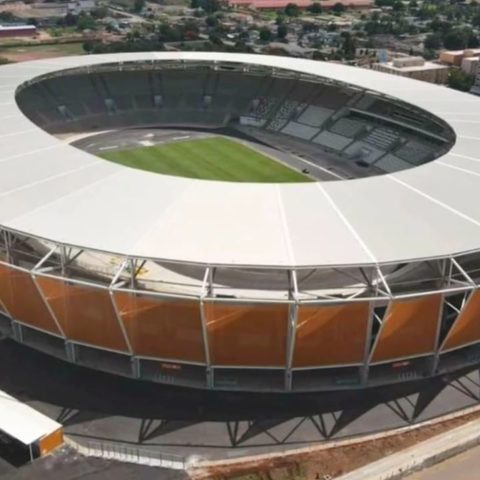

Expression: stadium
xmin=0 ymin=51 xmax=480 ymax=393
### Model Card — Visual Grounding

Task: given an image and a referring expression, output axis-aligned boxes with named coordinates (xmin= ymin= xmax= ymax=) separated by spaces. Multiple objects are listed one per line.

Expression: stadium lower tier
xmin=1 ymin=260 xmax=480 ymax=392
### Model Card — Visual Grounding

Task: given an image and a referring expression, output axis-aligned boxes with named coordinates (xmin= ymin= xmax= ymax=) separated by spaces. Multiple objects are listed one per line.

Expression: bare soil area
xmin=192 ymin=408 xmax=480 ymax=480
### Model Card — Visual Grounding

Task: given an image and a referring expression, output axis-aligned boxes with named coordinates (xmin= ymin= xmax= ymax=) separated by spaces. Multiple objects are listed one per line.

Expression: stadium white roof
xmin=0 ymin=389 xmax=61 ymax=445
xmin=1 ymin=52 xmax=480 ymax=268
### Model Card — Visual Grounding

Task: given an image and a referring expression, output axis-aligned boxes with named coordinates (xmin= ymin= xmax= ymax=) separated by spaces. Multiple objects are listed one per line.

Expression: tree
xmin=200 ymin=0 xmax=222 ymax=13
xmin=277 ymin=23 xmax=288 ymax=39
xmin=448 ymin=69 xmax=474 ymax=92
xmin=259 ymin=26 xmax=272 ymax=42
xmin=133 ymin=0 xmax=145 ymax=12
xmin=392 ymin=0 xmax=404 ymax=11
xmin=76 ymin=13 xmax=96 ymax=31
xmin=443 ymin=28 xmax=468 ymax=50
xmin=0 ymin=12 xmax=15 ymax=22
xmin=82 ymin=40 xmax=97 ymax=53
xmin=190 ymin=0 xmax=200 ymax=7
xmin=91 ymin=6 xmax=108 ymax=18
xmin=341 ymin=31 xmax=356 ymax=59
xmin=468 ymin=34 xmax=480 ymax=48
xmin=472 ymin=10 xmax=480 ymax=27
xmin=63 ymin=12 xmax=78 ymax=27
xmin=206 ymin=15 xmax=218 ymax=27
xmin=284 ymin=2 xmax=300 ymax=16
xmin=424 ymin=33 xmax=441 ymax=50
xmin=307 ymin=2 xmax=322 ymax=13
xmin=238 ymin=30 xmax=249 ymax=41
xmin=302 ymin=21 xmax=316 ymax=33
xmin=209 ymin=32 xmax=223 ymax=45
xmin=312 ymin=50 xmax=326 ymax=60
xmin=332 ymin=2 xmax=346 ymax=13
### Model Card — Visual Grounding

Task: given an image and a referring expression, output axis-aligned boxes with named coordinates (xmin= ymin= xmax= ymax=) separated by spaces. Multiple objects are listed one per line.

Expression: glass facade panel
xmin=204 ymin=302 xmax=289 ymax=366
xmin=293 ymin=303 xmax=370 ymax=367
xmin=114 ymin=292 xmax=205 ymax=363
xmin=37 ymin=276 xmax=128 ymax=352
xmin=0 ymin=264 xmax=60 ymax=334
xmin=370 ymin=295 xmax=442 ymax=363
xmin=442 ymin=290 xmax=480 ymax=352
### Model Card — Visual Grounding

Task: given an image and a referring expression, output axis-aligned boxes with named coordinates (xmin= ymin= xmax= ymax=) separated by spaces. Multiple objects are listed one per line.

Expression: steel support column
xmin=109 ymin=260 xmax=134 ymax=353
xmin=200 ymin=267 xmax=213 ymax=388
xmin=432 ymin=258 xmax=450 ymax=374
xmin=285 ymin=270 xmax=299 ymax=391
xmin=360 ymin=300 xmax=375 ymax=386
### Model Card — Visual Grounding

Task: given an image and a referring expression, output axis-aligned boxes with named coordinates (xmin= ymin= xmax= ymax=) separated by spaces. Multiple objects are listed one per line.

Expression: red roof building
xmin=0 ymin=25 xmax=37 ymax=38
xmin=229 ymin=0 xmax=373 ymax=9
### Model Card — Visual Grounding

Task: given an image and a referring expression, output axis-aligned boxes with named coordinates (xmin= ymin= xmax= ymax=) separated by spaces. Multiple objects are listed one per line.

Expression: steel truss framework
xmin=1 ymin=226 xmax=480 ymax=392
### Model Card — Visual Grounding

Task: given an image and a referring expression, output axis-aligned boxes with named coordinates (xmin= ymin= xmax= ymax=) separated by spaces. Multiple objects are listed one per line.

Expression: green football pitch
xmin=100 ymin=136 xmax=312 ymax=183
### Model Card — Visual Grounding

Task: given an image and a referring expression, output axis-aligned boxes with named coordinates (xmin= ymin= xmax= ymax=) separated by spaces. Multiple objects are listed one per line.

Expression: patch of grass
xmin=100 ymin=137 xmax=312 ymax=183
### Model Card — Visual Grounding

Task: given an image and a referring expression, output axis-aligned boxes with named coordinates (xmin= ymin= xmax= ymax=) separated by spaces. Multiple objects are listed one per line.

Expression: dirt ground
xmin=0 ymin=42 xmax=85 ymax=62
xmin=0 ymin=2 xmax=66 ymax=19
xmin=191 ymin=409 xmax=480 ymax=480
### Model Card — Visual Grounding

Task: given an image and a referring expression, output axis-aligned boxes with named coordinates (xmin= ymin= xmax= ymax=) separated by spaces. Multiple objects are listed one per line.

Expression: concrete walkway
xmin=406 ymin=444 xmax=480 ymax=480
xmin=337 ymin=418 xmax=480 ymax=480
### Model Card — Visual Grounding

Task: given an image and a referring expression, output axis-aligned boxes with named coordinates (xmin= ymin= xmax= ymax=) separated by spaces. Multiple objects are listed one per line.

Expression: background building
xmin=0 ymin=24 xmax=36 ymax=38
xmin=372 ymin=56 xmax=449 ymax=84
xmin=440 ymin=49 xmax=480 ymax=67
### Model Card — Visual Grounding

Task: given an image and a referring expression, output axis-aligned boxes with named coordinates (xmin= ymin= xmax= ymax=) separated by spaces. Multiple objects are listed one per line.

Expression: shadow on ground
xmin=0 ymin=339 xmax=478 ymax=456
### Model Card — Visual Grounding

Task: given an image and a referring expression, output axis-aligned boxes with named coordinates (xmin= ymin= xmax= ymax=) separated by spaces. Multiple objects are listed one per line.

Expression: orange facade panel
xmin=370 ymin=294 xmax=442 ymax=363
xmin=0 ymin=264 xmax=60 ymax=335
xmin=204 ymin=302 xmax=289 ymax=367
xmin=442 ymin=290 xmax=480 ymax=352
xmin=293 ymin=302 xmax=370 ymax=368
xmin=38 ymin=428 xmax=64 ymax=456
xmin=114 ymin=292 xmax=205 ymax=363
xmin=37 ymin=277 xmax=128 ymax=352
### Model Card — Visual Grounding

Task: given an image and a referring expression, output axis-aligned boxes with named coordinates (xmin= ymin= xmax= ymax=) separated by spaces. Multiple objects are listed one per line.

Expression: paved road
xmin=407 ymin=444 xmax=480 ymax=480
xmin=1 ymin=339 xmax=480 ymax=463
xmin=2 ymin=445 xmax=186 ymax=480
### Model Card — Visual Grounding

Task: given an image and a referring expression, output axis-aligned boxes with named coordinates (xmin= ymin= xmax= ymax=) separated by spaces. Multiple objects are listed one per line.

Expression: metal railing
xmin=73 ymin=438 xmax=188 ymax=470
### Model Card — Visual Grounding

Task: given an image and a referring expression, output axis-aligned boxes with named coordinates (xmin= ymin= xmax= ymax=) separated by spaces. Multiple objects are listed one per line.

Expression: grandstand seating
xmin=329 ymin=117 xmax=366 ymax=138
xmin=313 ymin=85 xmax=353 ymax=109
xmin=267 ymin=100 xmax=302 ymax=131
xmin=374 ymin=154 xmax=414 ymax=173
xmin=15 ymin=62 xmax=452 ymax=178
xmin=313 ymin=130 xmax=353 ymax=151
xmin=281 ymin=121 xmax=319 ymax=140
xmin=297 ymin=105 xmax=333 ymax=127
xmin=395 ymin=140 xmax=436 ymax=165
